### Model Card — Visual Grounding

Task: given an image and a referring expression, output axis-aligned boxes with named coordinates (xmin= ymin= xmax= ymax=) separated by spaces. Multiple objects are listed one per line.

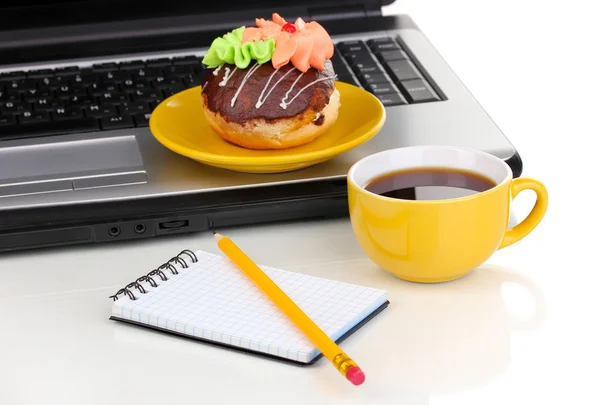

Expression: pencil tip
xmin=211 ymin=229 xmax=216 ymax=235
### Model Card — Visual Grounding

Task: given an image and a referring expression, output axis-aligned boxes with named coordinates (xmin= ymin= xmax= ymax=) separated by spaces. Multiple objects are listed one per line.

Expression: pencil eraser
xmin=346 ymin=366 xmax=365 ymax=386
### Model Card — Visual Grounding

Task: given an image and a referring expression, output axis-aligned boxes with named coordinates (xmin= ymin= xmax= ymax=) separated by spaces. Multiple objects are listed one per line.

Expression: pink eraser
xmin=346 ymin=366 xmax=365 ymax=386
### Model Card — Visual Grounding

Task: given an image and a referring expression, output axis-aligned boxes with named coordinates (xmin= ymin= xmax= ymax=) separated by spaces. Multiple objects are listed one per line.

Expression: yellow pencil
xmin=213 ymin=231 xmax=365 ymax=386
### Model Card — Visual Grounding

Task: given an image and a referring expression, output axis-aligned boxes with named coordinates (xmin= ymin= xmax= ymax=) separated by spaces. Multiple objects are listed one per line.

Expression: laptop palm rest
xmin=0 ymin=136 xmax=147 ymax=198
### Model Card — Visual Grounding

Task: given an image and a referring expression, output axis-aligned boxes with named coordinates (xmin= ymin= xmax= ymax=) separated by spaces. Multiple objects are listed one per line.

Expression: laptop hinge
xmin=307 ymin=4 xmax=381 ymax=21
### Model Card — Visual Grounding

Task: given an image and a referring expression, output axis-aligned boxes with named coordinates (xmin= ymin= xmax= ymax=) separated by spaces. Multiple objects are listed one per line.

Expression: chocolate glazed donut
xmin=200 ymin=59 xmax=340 ymax=150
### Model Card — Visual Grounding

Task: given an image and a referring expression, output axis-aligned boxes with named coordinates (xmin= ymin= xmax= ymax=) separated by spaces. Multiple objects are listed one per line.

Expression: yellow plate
xmin=149 ymin=81 xmax=386 ymax=173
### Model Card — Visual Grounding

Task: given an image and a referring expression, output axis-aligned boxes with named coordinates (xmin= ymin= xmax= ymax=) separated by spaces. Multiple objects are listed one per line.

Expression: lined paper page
xmin=112 ymin=250 xmax=388 ymax=363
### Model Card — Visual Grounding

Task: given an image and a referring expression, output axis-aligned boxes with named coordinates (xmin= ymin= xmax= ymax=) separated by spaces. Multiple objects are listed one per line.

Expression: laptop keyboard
xmin=0 ymin=36 xmax=440 ymax=142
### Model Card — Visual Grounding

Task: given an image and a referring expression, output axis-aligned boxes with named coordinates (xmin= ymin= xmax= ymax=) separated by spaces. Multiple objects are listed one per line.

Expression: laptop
xmin=0 ymin=0 xmax=522 ymax=253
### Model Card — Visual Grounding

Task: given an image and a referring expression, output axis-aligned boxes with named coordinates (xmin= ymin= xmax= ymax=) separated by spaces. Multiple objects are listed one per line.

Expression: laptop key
xmin=93 ymin=63 xmax=119 ymax=72
xmin=0 ymin=118 xmax=100 ymax=140
xmin=101 ymin=71 xmax=131 ymax=83
xmin=337 ymin=41 xmax=368 ymax=53
xmin=377 ymin=50 xmax=406 ymax=62
xmin=53 ymin=106 xmax=84 ymax=120
xmin=384 ymin=60 xmax=421 ymax=82
xmin=371 ymin=43 xmax=401 ymax=52
xmin=146 ymin=58 xmax=172 ymax=67
xmin=57 ymin=85 xmax=87 ymax=99
xmin=360 ymin=73 xmax=389 ymax=86
xmin=133 ymin=112 xmax=152 ymax=127
xmin=33 ymin=98 xmax=64 ymax=111
xmin=173 ymin=56 xmax=200 ymax=65
xmin=0 ymin=71 xmax=26 ymax=81
xmin=352 ymin=65 xmax=382 ymax=75
xmin=100 ymin=115 xmax=135 ymax=130
xmin=54 ymin=66 xmax=80 ymax=76
xmin=24 ymin=89 xmax=53 ymax=102
xmin=1 ymin=91 xmax=22 ymax=104
xmin=342 ymin=52 xmax=376 ymax=66
xmin=375 ymin=92 xmax=407 ymax=106
xmin=84 ymin=104 xmax=117 ymax=118
xmin=367 ymin=82 xmax=397 ymax=95
xmin=2 ymin=101 xmax=29 ymax=114
xmin=118 ymin=101 xmax=151 ymax=115
xmin=99 ymin=92 xmax=131 ymax=105
xmin=121 ymin=78 xmax=152 ymax=91
xmin=27 ymin=69 xmax=55 ymax=79
xmin=398 ymin=79 xmax=440 ymax=103
xmin=0 ymin=115 xmax=16 ymax=126
xmin=40 ymin=76 xmax=66 ymax=89
xmin=66 ymin=95 xmax=96 ymax=107
xmin=131 ymin=89 xmax=163 ymax=102
xmin=119 ymin=60 xmax=146 ymax=70
xmin=367 ymin=37 xmax=395 ymax=45
xmin=20 ymin=111 xmax=50 ymax=124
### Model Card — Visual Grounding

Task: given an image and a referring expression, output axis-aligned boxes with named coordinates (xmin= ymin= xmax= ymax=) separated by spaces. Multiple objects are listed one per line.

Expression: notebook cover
xmin=109 ymin=300 xmax=389 ymax=366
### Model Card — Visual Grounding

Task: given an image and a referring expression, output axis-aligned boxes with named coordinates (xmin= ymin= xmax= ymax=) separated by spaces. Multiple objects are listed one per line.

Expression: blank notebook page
xmin=111 ymin=250 xmax=388 ymax=363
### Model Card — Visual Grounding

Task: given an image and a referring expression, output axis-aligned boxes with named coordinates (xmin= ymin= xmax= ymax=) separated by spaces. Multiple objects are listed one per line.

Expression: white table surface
xmin=2 ymin=1 xmax=598 ymax=404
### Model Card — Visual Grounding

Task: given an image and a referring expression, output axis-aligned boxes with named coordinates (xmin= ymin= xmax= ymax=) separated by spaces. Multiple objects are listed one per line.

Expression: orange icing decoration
xmin=242 ymin=13 xmax=334 ymax=72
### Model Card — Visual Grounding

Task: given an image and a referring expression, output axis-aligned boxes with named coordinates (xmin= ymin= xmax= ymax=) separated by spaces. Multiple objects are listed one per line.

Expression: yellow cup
xmin=347 ymin=146 xmax=548 ymax=283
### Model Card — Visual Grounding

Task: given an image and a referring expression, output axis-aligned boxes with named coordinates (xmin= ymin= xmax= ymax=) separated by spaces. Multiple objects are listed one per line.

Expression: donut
xmin=200 ymin=13 xmax=339 ymax=150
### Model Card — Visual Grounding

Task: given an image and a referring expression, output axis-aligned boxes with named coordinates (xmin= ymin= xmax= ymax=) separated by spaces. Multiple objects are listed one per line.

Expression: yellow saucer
xmin=149 ymin=81 xmax=386 ymax=173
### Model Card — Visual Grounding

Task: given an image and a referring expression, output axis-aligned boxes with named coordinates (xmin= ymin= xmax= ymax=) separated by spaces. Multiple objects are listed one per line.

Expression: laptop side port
xmin=158 ymin=220 xmax=189 ymax=230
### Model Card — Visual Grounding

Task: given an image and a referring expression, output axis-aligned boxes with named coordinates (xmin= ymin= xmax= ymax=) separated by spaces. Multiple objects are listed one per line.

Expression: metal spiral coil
xmin=109 ymin=249 xmax=198 ymax=301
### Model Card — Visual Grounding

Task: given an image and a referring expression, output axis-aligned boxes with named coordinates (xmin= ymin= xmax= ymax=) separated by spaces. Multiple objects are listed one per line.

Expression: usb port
xmin=158 ymin=220 xmax=189 ymax=230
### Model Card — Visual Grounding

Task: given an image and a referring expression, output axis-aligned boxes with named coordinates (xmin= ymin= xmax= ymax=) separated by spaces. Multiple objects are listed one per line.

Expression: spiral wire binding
xmin=109 ymin=250 xmax=198 ymax=301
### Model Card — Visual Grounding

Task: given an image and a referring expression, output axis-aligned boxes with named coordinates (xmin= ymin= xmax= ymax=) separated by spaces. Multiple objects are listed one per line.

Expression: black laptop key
xmin=1 ymin=91 xmax=22 ymax=104
xmin=183 ymin=75 xmax=204 ymax=88
xmin=118 ymin=101 xmax=151 ymax=115
xmin=6 ymin=79 xmax=37 ymax=92
xmin=57 ymin=85 xmax=87 ymax=99
xmin=93 ymin=63 xmax=119 ymax=72
xmin=337 ymin=41 xmax=368 ymax=53
xmin=88 ymin=82 xmax=119 ymax=95
xmin=66 ymin=95 xmax=95 ymax=107
xmin=371 ymin=43 xmax=401 ymax=53
xmin=0 ymin=115 xmax=16 ymax=126
xmin=2 ymin=101 xmax=29 ymax=114
xmin=119 ymin=60 xmax=146 ymax=70
xmin=360 ymin=72 xmax=389 ymax=86
xmin=0 ymin=118 xmax=100 ymax=140
xmin=367 ymin=82 xmax=397 ymax=95
xmin=24 ymin=89 xmax=53 ymax=102
xmin=384 ymin=60 xmax=421 ymax=82
xmin=99 ymin=91 xmax=130 ymax=105
xmin=20 ymin=111 xmax=50 ymax=124
xmin=173 ymin=56 xmax=200 ymax=65
xmin=0 ymin=71 xmax=26 ymax=81
xmin=40 ymin=76 xmax=66 ymax=89
xmin=376 ymin=92 xmax=407 ymax=106
xmin=134 ymin=68 xmax=163 ymax=80
xmin=163 ymin=65 xmax=195 ymax=77
xmin=102 ymin=71 xmax=131 ymax=83
xmin=146 ymin=58 xmax=172 ymax=67
xmin=54 ymin=66 xmax=80 ymax=76
xmin=131 ymin=89 xmax=163 ymax=102
xmin=352 ymin=64 xmax=382 ymax=75
xmin=367 ymin=37 xmax=395 ymax=44
xmin=377 ymin=50 xmax=406 ymax=62
xmin=342 ymin=51 xmax=375 ymax=66
xmin=27 ymin=69 xmax=55 ymax=79
xmin=34 ymin=98 xmax=64 ymax=111
xmin=100 ymin=115 xmax=135 ymax=130
xmin=122 ymin=78 xmax=152 ymax=92
xmin=53 ymin=106 xmax=84 ymax=120
xmin=85 ymin=104 xmax=117 ymax=118
xmin=398 ymin=79 xmax=440 ymax=103
xmin=133 ymin=112 xmax=152 ymax=127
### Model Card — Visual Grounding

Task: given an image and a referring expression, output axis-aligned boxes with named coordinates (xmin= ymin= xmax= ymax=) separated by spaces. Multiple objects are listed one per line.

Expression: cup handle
xmin=499 ymin=177 xmax=549 ymax=249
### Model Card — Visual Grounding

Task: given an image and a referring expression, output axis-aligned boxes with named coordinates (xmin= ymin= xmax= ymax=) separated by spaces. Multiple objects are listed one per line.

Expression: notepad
xmin=109 ymin=248 xmax=388 ymax=364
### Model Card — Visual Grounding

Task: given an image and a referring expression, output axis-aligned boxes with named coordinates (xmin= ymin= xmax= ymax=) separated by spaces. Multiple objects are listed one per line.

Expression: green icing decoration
xmin=202 ymin=26 xmax=275 ymax=69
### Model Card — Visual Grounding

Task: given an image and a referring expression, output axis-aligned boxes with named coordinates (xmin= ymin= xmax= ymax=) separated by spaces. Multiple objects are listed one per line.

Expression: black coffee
xmin=364 ymin=167 xmax=496 ymax=200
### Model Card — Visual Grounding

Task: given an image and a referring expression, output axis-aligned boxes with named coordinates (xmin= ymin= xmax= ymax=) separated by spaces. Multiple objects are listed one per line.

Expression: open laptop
xmin=0 ymin=0 xmax=522 ymax=253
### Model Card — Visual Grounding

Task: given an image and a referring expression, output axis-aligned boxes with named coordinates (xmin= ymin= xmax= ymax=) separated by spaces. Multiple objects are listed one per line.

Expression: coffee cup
xmin=347 ymin=146 xmax=548 ymax=282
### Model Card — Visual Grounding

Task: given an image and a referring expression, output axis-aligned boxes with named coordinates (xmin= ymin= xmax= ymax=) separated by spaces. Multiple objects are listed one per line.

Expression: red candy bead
xmin=281 ymin=22 xmax=296 ymax=33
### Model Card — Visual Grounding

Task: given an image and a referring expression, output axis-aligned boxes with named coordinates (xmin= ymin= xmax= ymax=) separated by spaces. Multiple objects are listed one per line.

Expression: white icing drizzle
xmin=212 ymin=65 xmax=223 ymax=76
xmin=219 ymin=66 xmax=237 ymax=87
xmin=255 ymin=68 xmax=296 ymax=108
xmin=279 ymin=75 xmax=337 ymax=110
xmin=281 ymin=72 xmax=304 ymax=105
xmin=230 ymin=62 xmax=261 ymax=107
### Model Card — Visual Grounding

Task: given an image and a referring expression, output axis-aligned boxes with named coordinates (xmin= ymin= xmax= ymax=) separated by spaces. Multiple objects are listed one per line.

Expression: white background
xmin=1 ymin=1 xmax=599 ymax=404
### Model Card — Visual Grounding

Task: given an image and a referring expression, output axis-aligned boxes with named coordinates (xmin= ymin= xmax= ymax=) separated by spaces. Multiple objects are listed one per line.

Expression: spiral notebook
xmin=109 ymin=248 xmax=389 ymax=364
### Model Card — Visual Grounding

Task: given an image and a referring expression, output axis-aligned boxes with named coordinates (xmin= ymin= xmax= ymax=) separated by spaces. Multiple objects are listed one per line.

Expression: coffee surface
xmin=364 ymin=167 xmax=496 ymax=200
